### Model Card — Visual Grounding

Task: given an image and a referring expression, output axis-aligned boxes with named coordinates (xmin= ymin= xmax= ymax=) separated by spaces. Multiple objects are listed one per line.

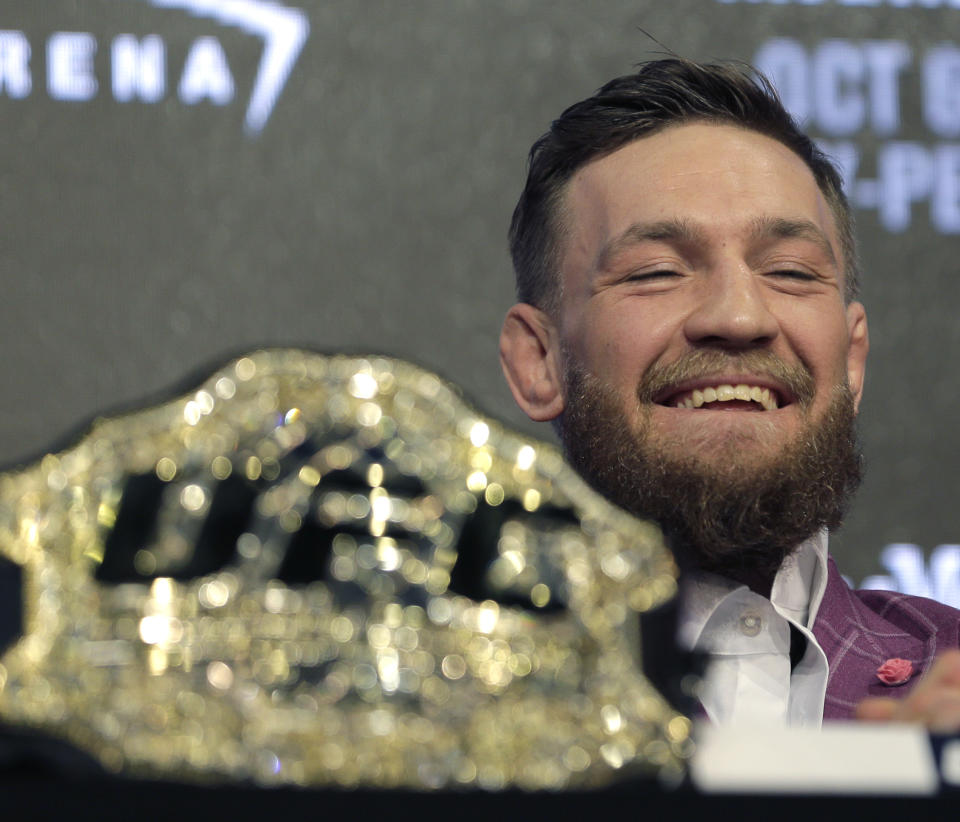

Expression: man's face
xmin=500 ymin=121 xmax=868 ymax=588
xmin=554 ymin=122 xmax=867 ymax=471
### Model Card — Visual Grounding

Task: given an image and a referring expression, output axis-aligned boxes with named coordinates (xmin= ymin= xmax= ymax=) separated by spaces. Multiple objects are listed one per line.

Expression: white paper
xmin=691 ymin=721 xmax=939 ymax=794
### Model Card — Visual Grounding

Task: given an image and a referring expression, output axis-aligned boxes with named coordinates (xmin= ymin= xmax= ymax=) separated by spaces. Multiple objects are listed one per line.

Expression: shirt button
xmin=739 ymin=614 xmax=762 ymax=637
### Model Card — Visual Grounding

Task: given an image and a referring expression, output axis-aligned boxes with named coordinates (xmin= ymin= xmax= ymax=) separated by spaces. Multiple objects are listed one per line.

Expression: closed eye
xmin=625 ymin=270 xmax=682 ymax=283
xmin=768 ymin=269 xmax=818 ymax=282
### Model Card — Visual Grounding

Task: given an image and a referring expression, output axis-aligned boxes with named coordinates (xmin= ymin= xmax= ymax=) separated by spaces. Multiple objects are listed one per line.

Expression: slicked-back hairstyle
xmin=509 ymin=59 xmax=859 ymax=313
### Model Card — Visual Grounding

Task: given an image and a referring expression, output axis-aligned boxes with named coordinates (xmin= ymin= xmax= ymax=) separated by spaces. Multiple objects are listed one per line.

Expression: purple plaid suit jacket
xmin=815 ymin=556 xmax=960 ymax=719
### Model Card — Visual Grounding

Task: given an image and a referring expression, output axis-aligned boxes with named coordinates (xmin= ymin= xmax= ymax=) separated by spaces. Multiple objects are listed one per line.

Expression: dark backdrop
xmin=1 ymin=0 xmax=957 ymax=588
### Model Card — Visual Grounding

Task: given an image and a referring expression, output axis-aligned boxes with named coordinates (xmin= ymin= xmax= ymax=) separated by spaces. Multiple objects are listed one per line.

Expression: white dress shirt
xmin=678 ymin=531 xmax=831 ymax=727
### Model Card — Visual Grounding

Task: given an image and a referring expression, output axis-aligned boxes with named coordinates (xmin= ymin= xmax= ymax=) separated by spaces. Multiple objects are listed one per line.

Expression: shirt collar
xmin=678 ymin=530 xmax=829 ymax=651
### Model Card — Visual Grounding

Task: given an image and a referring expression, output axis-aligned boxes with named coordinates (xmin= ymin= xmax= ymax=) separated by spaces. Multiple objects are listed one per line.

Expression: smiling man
xmin=499 ymin=59 xmax=960 ymax=729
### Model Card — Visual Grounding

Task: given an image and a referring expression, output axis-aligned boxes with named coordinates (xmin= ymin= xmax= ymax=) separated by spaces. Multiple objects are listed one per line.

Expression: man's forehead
xmin=560 ymin=122 xmax=842 ymax=261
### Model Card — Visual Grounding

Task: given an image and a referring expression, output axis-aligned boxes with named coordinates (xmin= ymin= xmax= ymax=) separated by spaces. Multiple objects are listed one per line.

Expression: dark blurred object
xmin=0 ymin=722 xmax=104 ymax=781
xmin=641 ymin=595 xmax=707 ymax=715
xmin=0 ymin=554 xmax=22 ymax=656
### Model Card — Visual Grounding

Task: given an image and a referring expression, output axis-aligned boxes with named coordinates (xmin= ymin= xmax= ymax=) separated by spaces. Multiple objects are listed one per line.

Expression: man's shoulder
xmin=848 ymin=586 xmax=960 ymax=634
xmin=824 ymin=555 xmax=960 ymax=637
xmin=819 ymin=556 xmax=960 ymax=716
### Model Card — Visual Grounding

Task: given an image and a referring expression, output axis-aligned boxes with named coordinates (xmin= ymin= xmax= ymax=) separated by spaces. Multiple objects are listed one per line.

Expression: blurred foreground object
xmin=0 ymin=350 xmax=689 ymax=788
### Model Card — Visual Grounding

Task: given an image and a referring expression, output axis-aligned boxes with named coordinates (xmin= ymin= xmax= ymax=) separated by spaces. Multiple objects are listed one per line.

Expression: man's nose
xmin=682 ymin=266 xmax=779 ymax=349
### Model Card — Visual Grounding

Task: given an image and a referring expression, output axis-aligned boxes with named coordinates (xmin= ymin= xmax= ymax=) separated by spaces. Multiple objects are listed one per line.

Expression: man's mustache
xmin=636 ymin=349 xmax=816 ymax=408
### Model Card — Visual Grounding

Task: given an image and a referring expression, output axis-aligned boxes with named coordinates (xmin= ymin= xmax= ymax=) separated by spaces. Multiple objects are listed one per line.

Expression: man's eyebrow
xmin=749 ymin=216 xmax=838 ymax=266
xmin=595 ymin=218 xmax=707 ymax=271
xmin=594 ymin=216 xmax=839 ymax=272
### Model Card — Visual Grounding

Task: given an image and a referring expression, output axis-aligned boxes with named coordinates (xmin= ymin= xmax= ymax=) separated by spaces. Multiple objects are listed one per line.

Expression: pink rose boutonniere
xmin=876 ymin=658 xmax=914 ymax=686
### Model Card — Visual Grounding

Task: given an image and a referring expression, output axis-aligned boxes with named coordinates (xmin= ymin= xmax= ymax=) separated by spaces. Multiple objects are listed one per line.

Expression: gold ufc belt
xmin=0 ymin=350 xmax=691 ymax=788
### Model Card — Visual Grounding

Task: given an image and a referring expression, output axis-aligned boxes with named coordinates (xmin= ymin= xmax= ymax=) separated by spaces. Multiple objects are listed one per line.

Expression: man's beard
xmin=557 ymin=350 xmax=862 ymax=591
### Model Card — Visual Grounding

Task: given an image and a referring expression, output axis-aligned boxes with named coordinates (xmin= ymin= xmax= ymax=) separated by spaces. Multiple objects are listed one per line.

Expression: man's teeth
xmin=674 ymin=384 xmax=778 ymax=411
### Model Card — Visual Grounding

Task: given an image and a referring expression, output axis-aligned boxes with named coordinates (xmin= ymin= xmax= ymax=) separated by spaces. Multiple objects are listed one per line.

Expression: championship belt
xmin=0 ymin=350 xmax=691 ymax=788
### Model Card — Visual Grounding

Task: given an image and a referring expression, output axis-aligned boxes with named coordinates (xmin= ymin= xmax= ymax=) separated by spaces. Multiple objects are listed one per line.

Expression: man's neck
xmin=679 ymin=560 xmax=777 ymax=599
xmin=724 ymin=567 xmax=776 ymax=599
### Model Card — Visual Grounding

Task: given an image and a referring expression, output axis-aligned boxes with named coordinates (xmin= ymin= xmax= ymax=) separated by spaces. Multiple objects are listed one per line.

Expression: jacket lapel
xmin=813 ymin=558 xmax=943 ymax=719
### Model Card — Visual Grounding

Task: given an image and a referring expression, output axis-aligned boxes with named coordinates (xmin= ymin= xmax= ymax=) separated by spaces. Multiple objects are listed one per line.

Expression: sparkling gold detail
xmin=183 ymin=401 xmax=202 ymax=426
xmin=211 ymin=455 xmax=232 ymax=480
xmin=466 ymin=471 xmax=487 ymax=492
xmin=356 ymin=402 xmax=382 ymax=427
xmin=245 ymin=456 xmax=262 ymax=481
xmin=348 ymin=371 xmax=378 ymax=400
xmin=139 ymin=615 xmax=183 ymax=645
xmin=198 ymin=579 xmax=230 ymax=608
xmin=179 ymin=484 xmax=206 ymax=512
xmin=469 ymin=421 xmax=490 ymax=448
xmin=155 ymin=457 xmax=177 ymax=482
xmin=601 ymin=704 xmax=623 ymax=734
xmin=522 ymin=488 xmax=541 ymax=512
xmin=0 ymin=350 xmax=686 ymax=790
xmin=134 ymin=550 xmax=157 ymax=575
xmin=470 ymin=450 xmax=493 ymax=472
xmin=516 ymin=445 xmax=536 ymax=471
xmin=214 ymin=377 xmax=236 ymax=399
xmin=297 ymin=466 xmax=321 ymax=487
xmin=236 ymin=533 xmax=260 ymax=560
xmin=564 ymin=746 xmax=591 ymax=772
xmin=530 ymin=583 xmax=550 ymax=608
xmin=366 ymin=463 xmax=384 ymax=488
xmin=667 ymin=715 xmax=692 ymax=743
xmin=206 ymin=661 xmax=233 ymax=690
xmin=484 ymin=483 xmax=505 ymax=506
xmin=194 ymin=391 xmax=215 ymax=415
xmin=441 ymin=654 xmax=466 ymax=680
xmin=235 ymin=358 xmax=256 ymax=381
xmin=96 ymin=501 xmax=117 ymax=529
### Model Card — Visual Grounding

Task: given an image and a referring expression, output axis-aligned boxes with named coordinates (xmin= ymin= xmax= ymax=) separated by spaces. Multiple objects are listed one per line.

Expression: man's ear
xmin=499 ymin=303 xmax=565 ymax=421
xmin=846 ymin=301 xmax=869 ymax=413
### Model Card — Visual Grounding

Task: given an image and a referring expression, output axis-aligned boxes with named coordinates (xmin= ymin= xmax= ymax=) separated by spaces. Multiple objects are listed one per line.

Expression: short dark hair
xmin=509 ymin=59 xmax=859 ymax=312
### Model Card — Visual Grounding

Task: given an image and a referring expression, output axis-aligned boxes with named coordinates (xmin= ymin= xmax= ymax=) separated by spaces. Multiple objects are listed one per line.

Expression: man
xmin=499 ymin=59 xmax=960 ymax=730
